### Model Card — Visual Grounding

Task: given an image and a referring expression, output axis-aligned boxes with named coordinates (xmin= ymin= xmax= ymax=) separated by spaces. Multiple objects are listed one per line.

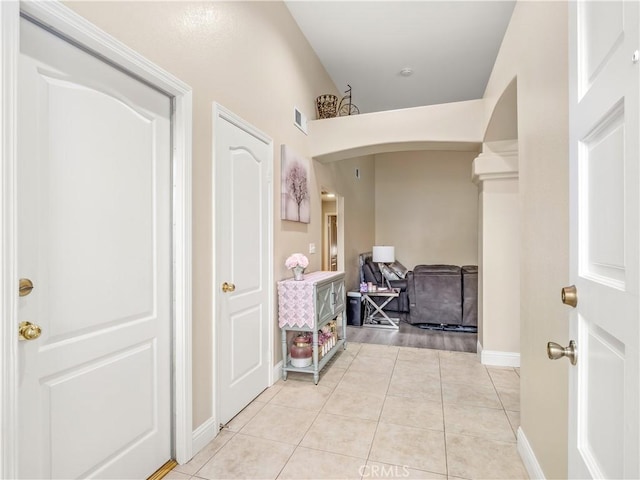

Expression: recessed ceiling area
xmin=285 ymin=1 xmax=516 ymax=115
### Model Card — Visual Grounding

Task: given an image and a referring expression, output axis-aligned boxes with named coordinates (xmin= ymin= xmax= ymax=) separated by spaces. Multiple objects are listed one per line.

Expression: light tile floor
xmin=170 ymin=343 xmax=528 ymax=480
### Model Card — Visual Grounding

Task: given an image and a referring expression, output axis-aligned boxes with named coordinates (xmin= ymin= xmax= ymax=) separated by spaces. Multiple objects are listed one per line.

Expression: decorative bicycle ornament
xmin=315 ymin=84 xmax=359 ymax=119
xmin=337 ymin=84 xmax=359 ymax=116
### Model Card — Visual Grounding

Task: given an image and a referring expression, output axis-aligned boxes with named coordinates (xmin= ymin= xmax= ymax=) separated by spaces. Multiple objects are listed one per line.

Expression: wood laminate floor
xmin=346 ymin=315 xmax=477 ymax=353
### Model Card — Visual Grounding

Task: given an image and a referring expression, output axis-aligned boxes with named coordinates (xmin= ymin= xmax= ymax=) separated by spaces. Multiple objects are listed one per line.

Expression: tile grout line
xmin=187 ymin=427 xmax=237 ymax=478
xmin=353 ymin=344 xmax=385 ymax=480
xmin=272 ymin=363 xmax=344 ymax=480
xmin=486 ymin=367 xmax=518 ymax=441
xmin=438 ymin=351 xmax=450 ymax=479
xmin=362 ymin=345 xmax=398 ymax=477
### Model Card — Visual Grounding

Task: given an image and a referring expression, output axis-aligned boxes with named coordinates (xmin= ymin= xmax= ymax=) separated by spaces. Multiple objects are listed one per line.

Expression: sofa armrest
xmin=389 ymin=279 xmax=408 ymax=291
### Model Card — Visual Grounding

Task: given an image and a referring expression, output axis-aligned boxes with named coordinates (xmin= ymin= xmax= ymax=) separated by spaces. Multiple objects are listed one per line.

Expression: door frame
xmin=335 ymin=195 xmax=345 ymax=272
xmin=323 ymin=212 xmax=336 ymax=270
xmin=212 ymin=103 xmax=274 ymax=428
xmin=0 ymin=2 xmax=193 ymax=476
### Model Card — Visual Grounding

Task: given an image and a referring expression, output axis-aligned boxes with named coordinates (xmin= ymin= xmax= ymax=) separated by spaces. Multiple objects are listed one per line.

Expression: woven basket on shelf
xmin=316 ymin=94 xmax=338 ymax=119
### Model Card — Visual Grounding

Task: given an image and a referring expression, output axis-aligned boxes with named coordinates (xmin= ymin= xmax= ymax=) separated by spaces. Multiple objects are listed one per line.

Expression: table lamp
xmin=372 ymin=245 xmax=395 ymax=264
xmin=373 ymin=246 xmax=395 ymax=288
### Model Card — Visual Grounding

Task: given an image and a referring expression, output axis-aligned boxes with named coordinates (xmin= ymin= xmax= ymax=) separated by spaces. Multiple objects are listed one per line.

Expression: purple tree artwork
xmin=281 ymin=145 xmax=310 ymax=223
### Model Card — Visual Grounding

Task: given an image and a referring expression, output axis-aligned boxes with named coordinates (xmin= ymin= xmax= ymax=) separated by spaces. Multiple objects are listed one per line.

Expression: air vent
xmin=294 ymin=107 xmax=308 ymax=135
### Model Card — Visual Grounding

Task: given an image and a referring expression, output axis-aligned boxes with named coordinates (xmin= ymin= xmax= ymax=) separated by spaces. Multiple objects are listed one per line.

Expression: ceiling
xmin=285 ymin=1 xmax=516 ymax=115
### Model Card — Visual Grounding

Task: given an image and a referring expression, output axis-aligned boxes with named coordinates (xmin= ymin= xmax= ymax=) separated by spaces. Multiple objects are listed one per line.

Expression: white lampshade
xmin=372 ymin=245 xmax=395 ymax=263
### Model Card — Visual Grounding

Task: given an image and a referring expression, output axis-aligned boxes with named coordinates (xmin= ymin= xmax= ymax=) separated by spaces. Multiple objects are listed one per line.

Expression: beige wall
xmin=483 ymin=1 xmax=570 ymax=478
xmin=374 ymin=151 xmax=479 ymax=269
xmin=64 ymin=1 xmax=339 ymax=430
xmin=478 ymin=177 xmax=520 ymax=354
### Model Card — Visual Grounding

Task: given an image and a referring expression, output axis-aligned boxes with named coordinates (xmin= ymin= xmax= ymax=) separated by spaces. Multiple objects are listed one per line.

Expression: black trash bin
xmin=347 ymin=291 xmax=363 ymax=326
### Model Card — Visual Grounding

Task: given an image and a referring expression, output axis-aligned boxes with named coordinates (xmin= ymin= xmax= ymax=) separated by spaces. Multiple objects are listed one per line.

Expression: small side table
xmin=362 ymin=288 xmax=400 ymax=330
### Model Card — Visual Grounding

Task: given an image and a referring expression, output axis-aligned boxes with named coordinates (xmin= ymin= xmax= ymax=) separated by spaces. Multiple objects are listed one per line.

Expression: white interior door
xmin=214 ymin=106 xmax=272 ymax=426
xmin=568 ymin=1 xmax=639 ymax=478
xmin=18 ymin=17 xmax=172 ymax=479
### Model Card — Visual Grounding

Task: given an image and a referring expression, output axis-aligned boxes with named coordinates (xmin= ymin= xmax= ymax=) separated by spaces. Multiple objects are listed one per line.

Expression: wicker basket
xmin=316 ymin=94 xmax=338 ymax=119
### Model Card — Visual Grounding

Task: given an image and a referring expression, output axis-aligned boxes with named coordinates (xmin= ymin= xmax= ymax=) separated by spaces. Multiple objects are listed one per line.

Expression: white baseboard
xmin=191 ymin=417 xmax=218 ymax=457
xmin=272 ymin=360 xmax=283 ymax=384
xmin=518 ymin=427 xmax=546 ymax=479
xmin=477 ymin=340 xmax=521 ymax=367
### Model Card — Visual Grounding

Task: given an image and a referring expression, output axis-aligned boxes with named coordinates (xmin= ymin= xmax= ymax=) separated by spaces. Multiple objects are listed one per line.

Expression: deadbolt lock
xmin=19 ymin=278 xmax=34 ymax=297
xmin=561 ymin=285 xmax=578 ymax=308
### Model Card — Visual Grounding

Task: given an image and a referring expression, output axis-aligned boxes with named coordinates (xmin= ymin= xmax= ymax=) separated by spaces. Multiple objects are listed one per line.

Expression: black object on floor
xmin=416 ymin=323 xmax=477 ymax=333
xmin=346 ymin=292 xmax=363 ymax=326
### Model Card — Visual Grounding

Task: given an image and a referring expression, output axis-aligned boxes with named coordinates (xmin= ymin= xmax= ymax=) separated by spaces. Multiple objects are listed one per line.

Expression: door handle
xmin=19 ymin=321 xmax=42 ymax=341
xmin=222 ymin=282 xmax=236 ymax=293
xmin=547 ymin=340 xmax=577 ymax=365
xmin=561 ymin=285 xmax=578 ymax=307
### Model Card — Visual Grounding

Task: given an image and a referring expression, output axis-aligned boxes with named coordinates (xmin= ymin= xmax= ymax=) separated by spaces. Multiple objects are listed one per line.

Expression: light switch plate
xmin=309 ymin=243 xmax=316 ymax=254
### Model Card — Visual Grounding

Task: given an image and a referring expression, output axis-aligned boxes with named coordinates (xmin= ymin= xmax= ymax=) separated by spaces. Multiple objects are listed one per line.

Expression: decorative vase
xmin=292 ymin=266 xmax=305 ymax=281
xmin=290 ymin=334 xmax=312 ymax=367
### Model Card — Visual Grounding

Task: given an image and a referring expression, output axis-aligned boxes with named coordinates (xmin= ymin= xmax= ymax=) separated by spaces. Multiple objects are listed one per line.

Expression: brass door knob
xmin=18 ymin=321 xmax=42 ymax=341
xmin=19 ymin=278 xmax=34 ymax=297
xmin=222 ymin=282 xmax=236 ymax=293
xmin=547 ymin=340 xmax=577 ymax=365
xmin=561 ymin=285 xmax=578 ymax=307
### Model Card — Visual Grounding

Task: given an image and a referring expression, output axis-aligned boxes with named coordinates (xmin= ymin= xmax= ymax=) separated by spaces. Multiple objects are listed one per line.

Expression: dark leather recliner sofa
xmin=406 ymin=264 xmax=478 ymax=330
xmin=407 ymin=265 xmax=462 ymax=325
xmin=357 ymin=253 xmax=478 ymax=329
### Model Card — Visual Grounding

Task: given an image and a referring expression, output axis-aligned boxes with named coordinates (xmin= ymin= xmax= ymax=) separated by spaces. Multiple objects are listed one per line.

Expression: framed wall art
xmin=280 ymin=145 xmax=310 ymax=223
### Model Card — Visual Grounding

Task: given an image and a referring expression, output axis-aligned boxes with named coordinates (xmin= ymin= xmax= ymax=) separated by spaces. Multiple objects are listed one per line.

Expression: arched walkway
xmin=308 ymin=85 xmax=520 ymax=366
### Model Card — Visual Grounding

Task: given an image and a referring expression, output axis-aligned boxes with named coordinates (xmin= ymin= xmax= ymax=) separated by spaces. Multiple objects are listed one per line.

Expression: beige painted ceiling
xmin=285 ymin=1 xmax=516 ymax=114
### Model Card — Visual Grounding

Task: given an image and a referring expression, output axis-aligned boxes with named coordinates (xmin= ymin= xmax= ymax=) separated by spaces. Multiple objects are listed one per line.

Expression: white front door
xmin=214 ymin=106 xmax=272 ymax=425
xmin=18 ymin=17 xmax=172 ymax=478
xmin=568 ymin=1 xmax=639 ymax=478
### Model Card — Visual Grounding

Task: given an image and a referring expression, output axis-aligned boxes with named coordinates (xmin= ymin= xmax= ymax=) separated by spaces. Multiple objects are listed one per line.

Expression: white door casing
xmin=0 ymin=2 xmax=193 ymax=477
xmin=569 ymin=1 xmax=639 ymax=479
xmin=213 ymin=105 xmax=273 ymax=426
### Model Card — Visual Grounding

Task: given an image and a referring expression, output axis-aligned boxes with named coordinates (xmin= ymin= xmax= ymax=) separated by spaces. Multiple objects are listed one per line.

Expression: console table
xmin=277 ymin=271 xmax=346 ymax=384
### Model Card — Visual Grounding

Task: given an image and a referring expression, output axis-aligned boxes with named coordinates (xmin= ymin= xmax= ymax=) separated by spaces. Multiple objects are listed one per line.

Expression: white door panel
xmin=215 ymin=108 xmax=272 ymax=425
xmin=569 ymin=1 xmax=639 ymax=478
xmin=18 ymin=18 xmax=171 ymax=479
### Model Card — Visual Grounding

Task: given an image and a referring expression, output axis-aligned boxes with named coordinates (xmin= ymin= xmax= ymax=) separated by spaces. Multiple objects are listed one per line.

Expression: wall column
xmin=472 ymin=140 xmax=520 ymax=366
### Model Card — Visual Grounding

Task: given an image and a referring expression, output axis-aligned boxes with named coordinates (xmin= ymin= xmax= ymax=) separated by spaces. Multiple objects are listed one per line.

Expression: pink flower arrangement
xmin=285 ymin=253 xmax=309 ymax=270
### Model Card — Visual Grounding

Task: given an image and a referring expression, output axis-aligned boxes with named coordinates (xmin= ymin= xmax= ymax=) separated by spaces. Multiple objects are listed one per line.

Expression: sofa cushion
xmin=363 ymin=260 xmax=383 ymax=285
xmin=413 ymin=264 xmax=461 ymax=274
xmin=379 ymin=263 xmax=400 ymax=281
xmin=389 ymin=261 xmax=408 ymax=279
